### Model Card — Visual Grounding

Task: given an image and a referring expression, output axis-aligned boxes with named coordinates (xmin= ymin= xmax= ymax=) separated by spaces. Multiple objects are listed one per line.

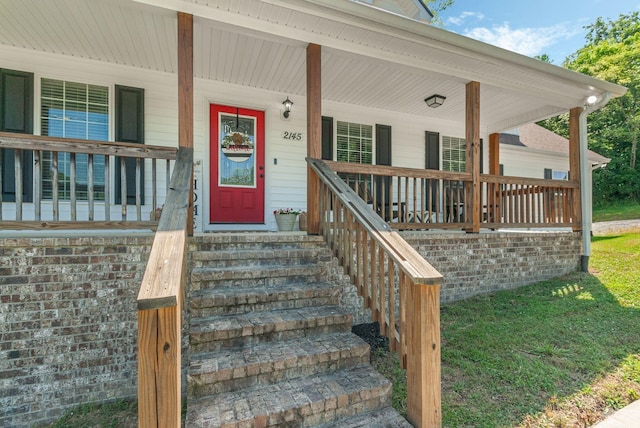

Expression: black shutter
xmin=375 ymin=124 xmax=392 ymax=205
xmin=114 ymin=85 xmax=144 ymax=205
xmin=544 ymin=168 xmax=552 ymax=179
xmin=425 ymin=131 xmax=439 ymax=210
xmin=499 ymin=164 xmax=504 ymax=176
xmin=425 ymin=131 xmax=439 ymax=170
xmin=0 ymin=69 xmax=33 ymax=202
xmin=321 ymin=116 xmax=333 ymax=160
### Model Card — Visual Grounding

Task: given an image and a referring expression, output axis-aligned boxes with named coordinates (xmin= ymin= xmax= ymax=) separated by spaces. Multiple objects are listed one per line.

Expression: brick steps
xmin=185 ymin=365 xmax=393 ymax=428
xmin=190 ymin=306 xmax=352 ymax=353
xmin=186 ymin=234 xmax=409 ymax=427
xmin=191 ymin=264 xmax=328 ymax=291
xmin=315 ymin=406 xmax=413 ymax=428
xmin=191 ymin=247 xmax=333 ymax=268
xmin=188 ymin=332 xmax=370 ymax=397
xmin=190 ymin=282 xmax=340 ymax=317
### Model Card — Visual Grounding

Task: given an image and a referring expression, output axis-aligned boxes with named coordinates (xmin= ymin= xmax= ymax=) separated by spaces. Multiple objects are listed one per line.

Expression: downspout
xmin=579 ymin=91 xmax=611 ymax=272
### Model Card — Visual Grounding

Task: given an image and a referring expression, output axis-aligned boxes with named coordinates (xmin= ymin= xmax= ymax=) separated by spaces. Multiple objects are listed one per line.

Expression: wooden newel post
xmin=138 ymin=304 xmax=182 ymax=428
xmin=406 ymin=282 xmax=441 ymax=427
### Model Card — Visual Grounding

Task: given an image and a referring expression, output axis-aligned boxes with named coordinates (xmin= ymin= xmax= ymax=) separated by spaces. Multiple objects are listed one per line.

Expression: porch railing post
xmin=465 ymin=81 xmax=481 ymax=233
xmin=489 ymin=133 xmax=501 ymax=224
xmin=406 ymin=282 xmax=441 ymax=427
xmin=178 ymin=11 xmax=194 ymax=236
xmin=306 ymin=43 xmax=322 ymax=234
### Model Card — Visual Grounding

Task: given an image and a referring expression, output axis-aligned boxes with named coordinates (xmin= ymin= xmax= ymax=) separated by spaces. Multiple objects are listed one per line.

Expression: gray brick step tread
xmin=189 ymin=234 xmax=326 ymax=251
xmin=188 ymin=332 xmax=370 ymax=396
xmin=191 ymin=247 xmax=332 ymax=261
xmin=315 ymin=406 xmax=412 ymax=427
xmin=190 ymin=306 xmax=352 ymax=343
xmin=190 ymin=282 xmax=339 ymax=307
xmin=186 ymin=365 xmax=392 ymax=427
xmin=191 ymin=264 xmax=325 ymax=281
xmin=191 ymin=233 xmax=325 ymax=244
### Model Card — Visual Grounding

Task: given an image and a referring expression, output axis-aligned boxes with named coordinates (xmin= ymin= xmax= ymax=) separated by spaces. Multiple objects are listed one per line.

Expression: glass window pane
xmin=40 ymin=79 xmax=109 ymax=201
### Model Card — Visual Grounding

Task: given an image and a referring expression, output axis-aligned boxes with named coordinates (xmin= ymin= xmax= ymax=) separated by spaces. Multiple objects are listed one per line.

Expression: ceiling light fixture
xmin=585 ymin=95 xmax=598 ymax=105
xmin=425 ymin=94 xmax=446 ymax=108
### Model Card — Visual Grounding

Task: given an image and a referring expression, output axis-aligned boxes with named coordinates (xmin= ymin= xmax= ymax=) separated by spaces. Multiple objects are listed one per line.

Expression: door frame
xmin=203 ymin=99 xmax=271 ymax=232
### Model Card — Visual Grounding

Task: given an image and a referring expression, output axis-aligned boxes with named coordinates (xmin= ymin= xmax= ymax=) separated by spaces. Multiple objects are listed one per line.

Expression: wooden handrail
xmin=0 ymin=133 xmax=177 ymax=229
xmin=137 ymin=147 xmax=193 ymax=428
xmin=481 ymin=173 xmax=579 ymax=189
xmin=0 ymin=132 xmax=177 ymax=159
xmin=327 ymin=160 xmax=471 ymax=182
xmin=308 ymin=157 xmax=443 ymax=427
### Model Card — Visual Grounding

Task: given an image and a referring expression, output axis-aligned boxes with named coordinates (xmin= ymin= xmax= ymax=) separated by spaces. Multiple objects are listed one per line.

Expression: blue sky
xmin=440 ymin=0 xmax=640 ymax=64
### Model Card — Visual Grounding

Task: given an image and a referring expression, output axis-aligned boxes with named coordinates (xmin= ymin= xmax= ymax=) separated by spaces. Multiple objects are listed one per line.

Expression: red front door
xmin=210 ymin=104 xmax=265 ymax=223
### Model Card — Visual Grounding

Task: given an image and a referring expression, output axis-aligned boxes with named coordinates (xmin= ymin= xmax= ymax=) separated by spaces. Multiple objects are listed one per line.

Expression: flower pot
xmin=275 ymin=213 xmax=297 ymax=231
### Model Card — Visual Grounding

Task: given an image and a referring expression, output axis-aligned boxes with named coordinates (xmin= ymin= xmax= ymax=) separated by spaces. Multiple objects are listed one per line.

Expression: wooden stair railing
xmin=137 ymin=147 xmax=193 ymax=428
xmin=307 ymin=157 xmax=444 ymax=427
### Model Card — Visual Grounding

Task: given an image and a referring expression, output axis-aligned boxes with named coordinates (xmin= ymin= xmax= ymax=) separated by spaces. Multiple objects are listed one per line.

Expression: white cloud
xmin=447 ymin=11 xmax=485 ymax=26
xmin=463 ymin=23 xmax=580 ymax=57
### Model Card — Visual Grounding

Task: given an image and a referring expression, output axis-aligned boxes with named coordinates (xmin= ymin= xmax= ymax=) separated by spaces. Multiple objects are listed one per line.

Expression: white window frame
xmin=39 ymin=77 xmax=111 ymax=201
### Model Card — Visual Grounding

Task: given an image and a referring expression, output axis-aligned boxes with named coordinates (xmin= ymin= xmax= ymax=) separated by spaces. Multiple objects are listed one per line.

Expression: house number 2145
xmin=282 ymin=131 xmax=303 ymax=141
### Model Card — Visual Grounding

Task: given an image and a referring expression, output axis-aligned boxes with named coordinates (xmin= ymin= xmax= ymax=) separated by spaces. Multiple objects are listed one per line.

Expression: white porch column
xmin=578 ymin=92 xmax=611 ymax=271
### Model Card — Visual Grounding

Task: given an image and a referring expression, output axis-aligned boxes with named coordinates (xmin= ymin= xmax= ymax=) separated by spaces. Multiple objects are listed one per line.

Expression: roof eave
xmin=258 ymin=0 xmax=629 ymax=99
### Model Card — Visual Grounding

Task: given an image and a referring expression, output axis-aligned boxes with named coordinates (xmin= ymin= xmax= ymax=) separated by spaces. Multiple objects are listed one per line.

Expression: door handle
xmin=259 ymin=166 xmax=264 ymax=171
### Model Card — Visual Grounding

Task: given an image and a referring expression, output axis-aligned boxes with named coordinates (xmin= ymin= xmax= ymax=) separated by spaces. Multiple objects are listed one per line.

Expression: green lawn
xmin=593 ymin=201 xmax=640 ymax=222
xmin=373 ymin=232 xmax=640 ymax=427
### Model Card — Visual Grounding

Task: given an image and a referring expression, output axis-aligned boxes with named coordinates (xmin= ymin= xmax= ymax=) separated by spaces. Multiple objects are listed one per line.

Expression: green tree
xmin=540 ymin=12 xmax=639 ymax=204
xmin=534 ymin=53 xmax=552 ymax=63
xmin=425 ymin=0 xmax=454 ymax=25
xmin=564 ymin=12 xmax=640 ymax=170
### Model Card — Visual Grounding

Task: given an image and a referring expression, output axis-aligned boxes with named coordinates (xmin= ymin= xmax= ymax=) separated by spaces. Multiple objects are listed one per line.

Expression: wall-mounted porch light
xmin=585 ymin=95 xmax=598 ymax=106
xmin=425 ymin=94 xmax=446 ymax=108
xmin=282 ymin=97 xmax=293 ymax=118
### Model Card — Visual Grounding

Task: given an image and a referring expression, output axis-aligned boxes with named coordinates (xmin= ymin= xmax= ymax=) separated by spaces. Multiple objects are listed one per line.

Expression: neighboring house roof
xmin=501 ymin=123 xmax=611 ymax=166
xmin=352 ymin=0 xmax=433 ymax=22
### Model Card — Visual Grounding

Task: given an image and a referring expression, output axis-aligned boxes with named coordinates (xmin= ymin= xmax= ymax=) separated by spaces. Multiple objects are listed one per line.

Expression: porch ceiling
xmin=0 ymin=0 xmax=627 ymax=133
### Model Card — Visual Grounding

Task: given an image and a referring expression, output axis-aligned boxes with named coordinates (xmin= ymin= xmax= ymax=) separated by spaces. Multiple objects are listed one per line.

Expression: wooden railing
xmin=0 ymin=132 xmax=177 ymax=230
xmin=327 ymin=161 xmax=472 ymax=230
xmin=308 ymin=158 xmax=443 ymax=427
xmin=326 ymin=161 xmax=579 ymax=231
xmin=137 ymin=147 xmax=193 ymax=428
xmin=481 ymin=174 xmax=579 ymax=228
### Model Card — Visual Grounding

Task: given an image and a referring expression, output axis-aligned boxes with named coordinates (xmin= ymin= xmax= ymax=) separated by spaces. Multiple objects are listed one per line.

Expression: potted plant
xmin=273 ymin=208 xmax=301 ymax=231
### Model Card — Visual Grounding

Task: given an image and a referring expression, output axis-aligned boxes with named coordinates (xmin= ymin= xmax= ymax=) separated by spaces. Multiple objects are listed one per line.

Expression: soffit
xmin=0 ymin=0 xmax=625 ymax=133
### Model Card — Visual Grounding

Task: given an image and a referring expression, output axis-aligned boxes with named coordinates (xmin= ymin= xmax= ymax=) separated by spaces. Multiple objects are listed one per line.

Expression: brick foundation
xmin=0 ymin=231 xmax=581 ymax=426
xmin=0 ymin=235 xmax=153 ymax=427
xmin=401 ymin=231 xmax=581 ymax=303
